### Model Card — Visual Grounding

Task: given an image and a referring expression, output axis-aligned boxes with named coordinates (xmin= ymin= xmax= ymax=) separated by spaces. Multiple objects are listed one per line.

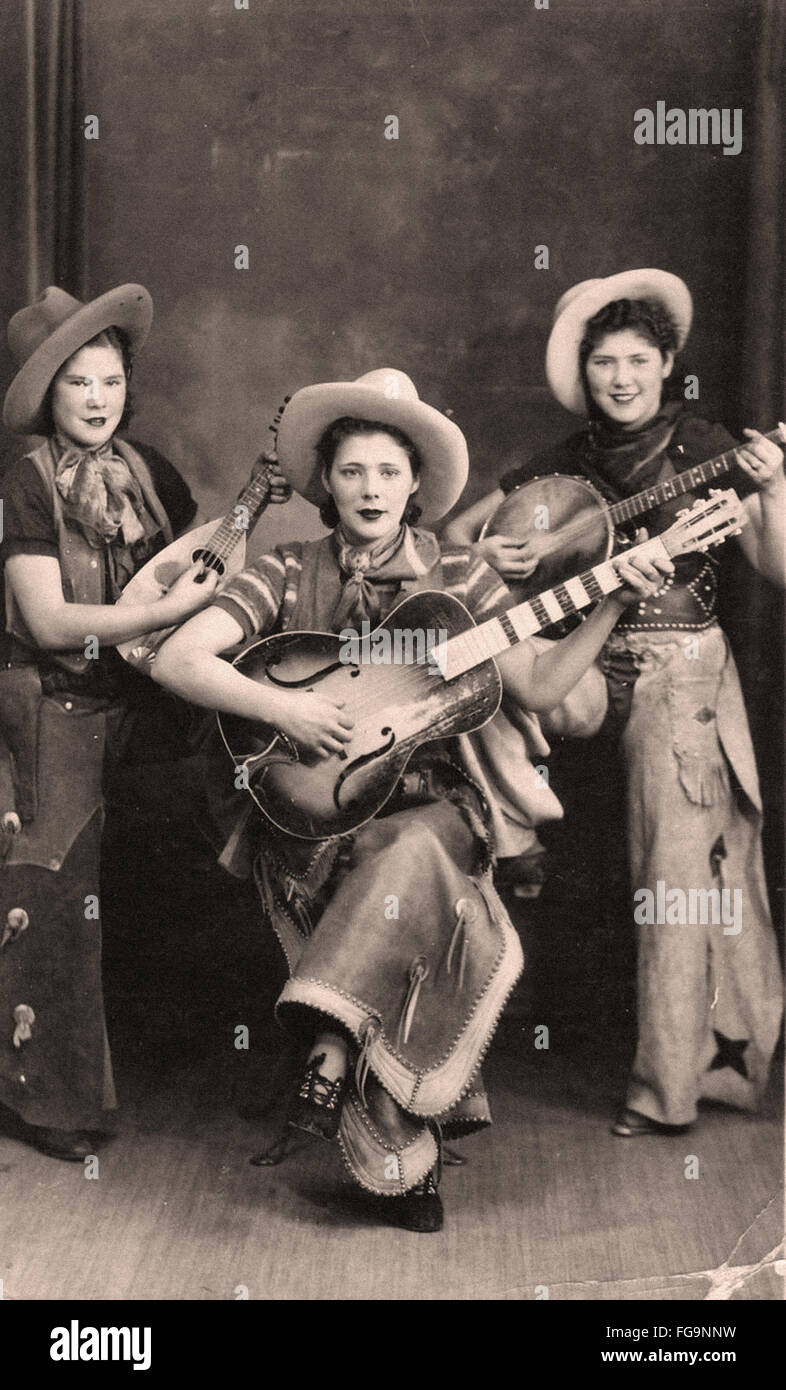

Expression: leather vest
xmin=4 ymin=438 xmax=174 ymax=674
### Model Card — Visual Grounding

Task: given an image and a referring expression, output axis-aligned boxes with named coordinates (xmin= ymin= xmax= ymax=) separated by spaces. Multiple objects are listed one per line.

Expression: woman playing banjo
xmin=445 ymin=269 xmax=784 ymax=1136
xmin=152 ymin=367 xmax=669 ymax=1230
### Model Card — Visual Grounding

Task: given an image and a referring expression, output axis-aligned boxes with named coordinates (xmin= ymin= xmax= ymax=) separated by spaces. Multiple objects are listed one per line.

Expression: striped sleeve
xmin=213 ymin=545 xmax=301 ymax=640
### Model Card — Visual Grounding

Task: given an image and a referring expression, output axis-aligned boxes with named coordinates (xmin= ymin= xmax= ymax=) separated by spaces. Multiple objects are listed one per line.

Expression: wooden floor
xmin=1 ymin=792 xmax=782 ymax=1302
xmin=1 ymin=1019 xmax=781 ymax=1302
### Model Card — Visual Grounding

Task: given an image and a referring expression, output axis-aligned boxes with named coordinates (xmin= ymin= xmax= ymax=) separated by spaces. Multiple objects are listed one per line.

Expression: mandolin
xmin=115 ymin=400 xmax=293 ymax=670
xmin=219 ymin=490 xmax=746 ymax=840
xmin=480 ymin=423 xmax=786 ymax=607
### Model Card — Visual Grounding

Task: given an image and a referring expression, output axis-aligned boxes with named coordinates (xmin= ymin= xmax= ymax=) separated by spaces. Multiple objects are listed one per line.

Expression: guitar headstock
xmin=662 ymin=489 xmax=747 ymax=559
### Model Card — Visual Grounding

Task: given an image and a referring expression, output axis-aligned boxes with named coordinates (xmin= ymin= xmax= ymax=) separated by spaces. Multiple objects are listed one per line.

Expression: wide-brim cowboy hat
xmin=4 ymin=283 xmax=153 ymax=434
xmin=275 ymin=368 xmax=469 ymax=523
xmin=545 ymin=269 xmax=693 ymax=415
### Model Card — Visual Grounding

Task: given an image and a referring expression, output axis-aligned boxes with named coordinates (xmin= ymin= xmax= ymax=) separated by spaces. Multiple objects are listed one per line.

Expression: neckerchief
xmin=54 ymin=435 xmax=148 ymax=549
xmin=582 ymin=400 xmax=683 ymax=502
xmin=331 ymin=524 xmax=441 ymax=629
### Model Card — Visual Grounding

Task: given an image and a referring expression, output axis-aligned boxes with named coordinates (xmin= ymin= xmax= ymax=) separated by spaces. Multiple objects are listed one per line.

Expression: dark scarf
xmin=581 ymin=400 xmax=683 ymax=502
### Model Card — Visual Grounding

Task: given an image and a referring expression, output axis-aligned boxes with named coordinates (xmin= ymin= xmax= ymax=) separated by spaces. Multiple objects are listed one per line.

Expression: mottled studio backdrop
xmin=0 ymin=0 xmax=762 ymax=532
xmin=0 ymin=0 xmax=781 ymax=899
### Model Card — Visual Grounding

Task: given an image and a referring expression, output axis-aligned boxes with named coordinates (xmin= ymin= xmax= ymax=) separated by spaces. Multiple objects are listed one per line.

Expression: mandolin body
xmin=218 ymin=591 xmax=502 ymax=839
xmin=115 ymin=520 xmax=248 ymax=670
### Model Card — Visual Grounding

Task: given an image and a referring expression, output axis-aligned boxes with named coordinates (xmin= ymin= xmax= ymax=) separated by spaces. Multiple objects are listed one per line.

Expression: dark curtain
xmin=743 ymin=0 xmax=785 ymax=424
xmin=21 ymin=0 xmax=87 ymax=302
xmin=732 ymin=0 xmax=786 ymax=929
xmin=0 ymin=0 xmax=85 ymax=453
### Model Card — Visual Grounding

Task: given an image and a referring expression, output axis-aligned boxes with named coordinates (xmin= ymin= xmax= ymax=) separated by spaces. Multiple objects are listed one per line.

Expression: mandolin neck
xmin=196 ymin=467 xmax=271 ymax=567
xmin=606 ymin=427 xmax=782 ymax=526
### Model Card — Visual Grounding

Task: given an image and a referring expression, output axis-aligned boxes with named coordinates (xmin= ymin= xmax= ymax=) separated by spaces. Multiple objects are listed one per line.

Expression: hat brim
xmin=3 ymin=284 xmax=153 ymax=435
xmin=276 ymin=381 xmax=469 ymax=523
xmin=545 ymin=270 xmax=693 ymax=415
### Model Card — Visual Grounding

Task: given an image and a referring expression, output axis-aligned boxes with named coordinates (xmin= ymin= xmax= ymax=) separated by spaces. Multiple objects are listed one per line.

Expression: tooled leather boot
xmin=289 ymin=1052 xmax=348 ymax=1141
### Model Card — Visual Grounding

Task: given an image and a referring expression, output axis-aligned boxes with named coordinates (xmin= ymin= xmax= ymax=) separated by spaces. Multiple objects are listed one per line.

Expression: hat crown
xmin=7 ymin=287 xmax=85 ymax=367
xmin=353 ymin=368 xmax=419 ymax=404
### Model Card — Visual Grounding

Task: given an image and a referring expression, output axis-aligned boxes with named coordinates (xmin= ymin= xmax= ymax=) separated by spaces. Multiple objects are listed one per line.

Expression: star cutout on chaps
xmin=708 ymin=1030 xmax=749 ymax=1079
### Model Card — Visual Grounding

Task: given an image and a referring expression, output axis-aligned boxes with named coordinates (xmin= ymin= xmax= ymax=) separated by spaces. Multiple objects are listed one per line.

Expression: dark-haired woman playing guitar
xmin=445 ymin=270 xmax=784 ymax=1137
xmin=152 ymin=367 xmax=666 ymax=1232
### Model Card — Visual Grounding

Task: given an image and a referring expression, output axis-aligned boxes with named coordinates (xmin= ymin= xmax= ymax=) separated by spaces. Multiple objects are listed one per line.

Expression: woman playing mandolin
xmin=0 ymin=284 xmax=221 ymax=1162
xmin=152 ymin=366 xmax=669 ymax=1232
xmin=445 ymin=269 xmax=785 ymax=1137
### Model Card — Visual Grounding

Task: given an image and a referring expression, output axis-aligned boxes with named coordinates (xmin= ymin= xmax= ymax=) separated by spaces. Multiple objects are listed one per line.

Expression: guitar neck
xmin=197 ymin=467 xmax=271 ymax=567
xmin=607 ymin=427 xmax=782 ymax=525
xmin=444 ymin=530 xmax=697 ymax=680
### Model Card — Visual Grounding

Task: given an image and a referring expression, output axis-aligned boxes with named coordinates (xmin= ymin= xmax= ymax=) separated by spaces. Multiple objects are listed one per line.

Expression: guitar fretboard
xmin=442 ymin=497 xmax=737 ymax=680
xmin=607 ymin=428 xmax=782 ymax=525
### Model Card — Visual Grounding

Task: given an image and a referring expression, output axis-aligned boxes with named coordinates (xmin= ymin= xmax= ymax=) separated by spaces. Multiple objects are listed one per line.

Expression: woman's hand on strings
xmin=737 ymin=429 xmax=784 ymax=495
xmin=610 ymin=527 xmax=674 ymax=607
xmin=158 ymin=561 xmax=221 ymax=623
xmin=266 ymin=458 xmax=294 ymax=505
xmin=275 ymin=691 xmax=355 ymax=760
xmin=475 ymin=534 xmax=540 ymax=581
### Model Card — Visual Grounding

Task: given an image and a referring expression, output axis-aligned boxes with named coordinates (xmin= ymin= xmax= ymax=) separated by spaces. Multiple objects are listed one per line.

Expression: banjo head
xmin=480 ymin=473 xmax=613 ymax=607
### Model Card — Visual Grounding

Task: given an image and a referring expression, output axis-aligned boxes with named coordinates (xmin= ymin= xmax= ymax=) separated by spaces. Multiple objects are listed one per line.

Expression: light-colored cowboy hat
xmin=545 ymin=269 xmax=693 ymax=415
xmin=4 ymin=283 xmax=153 ymax=434
xmin=275 ymin=367 xmax=469 ymax=522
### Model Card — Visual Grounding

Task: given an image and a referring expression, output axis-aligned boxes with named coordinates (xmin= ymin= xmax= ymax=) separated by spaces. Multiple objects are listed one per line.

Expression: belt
xmin=616 ymin=557 xmax=717 ymax=633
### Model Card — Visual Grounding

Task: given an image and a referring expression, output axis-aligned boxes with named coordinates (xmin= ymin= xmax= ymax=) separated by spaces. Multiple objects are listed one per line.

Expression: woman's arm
xmin=495 ymin=549 xmax=673 ymax=712
xmin=443 ymin=487 xmax=540 ymax=582
xmin=152 ymin=605 xmax=354 ymax=759
xmin=733 ymin=429 xmax=785 ymax=587
xmin=5 ymin=553 xmax=219 ymax=650
xmin=443 ymin=489 xmax=505 ymax=544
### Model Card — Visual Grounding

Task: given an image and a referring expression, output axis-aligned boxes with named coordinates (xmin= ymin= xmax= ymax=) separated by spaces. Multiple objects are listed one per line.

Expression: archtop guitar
xmin=219 ymin=490 xmax=746 ymax=840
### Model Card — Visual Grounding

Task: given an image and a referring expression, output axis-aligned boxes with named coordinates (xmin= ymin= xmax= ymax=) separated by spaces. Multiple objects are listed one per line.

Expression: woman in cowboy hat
xmin=0 ymin=283 xmax=220 ymax=1161
xmin=445 ymin=269 xmax=784 ymax=1136
xmin=151 ymin=366 xmax=667 ymax=1231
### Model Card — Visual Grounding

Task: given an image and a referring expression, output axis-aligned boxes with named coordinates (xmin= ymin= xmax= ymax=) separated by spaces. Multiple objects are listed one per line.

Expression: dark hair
xmin=41 ymin=325 xmax=135 ymax=436
xmin=314 ymin=416 xmax=423 ymax=528
xmin=578 ymin=297 xmax=680 ymax=416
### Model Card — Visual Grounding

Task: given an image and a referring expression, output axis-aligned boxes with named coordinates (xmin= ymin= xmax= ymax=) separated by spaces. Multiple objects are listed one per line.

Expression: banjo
xmin=479 ymin=424 xmax=786 ymax=608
